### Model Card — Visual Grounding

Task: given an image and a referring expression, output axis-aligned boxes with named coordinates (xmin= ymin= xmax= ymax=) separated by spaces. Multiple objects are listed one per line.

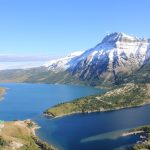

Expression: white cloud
xmin=0 ymin=61 xmax=46 ymax=70
xmin=0 ymin=54 xmax=56 ymax=70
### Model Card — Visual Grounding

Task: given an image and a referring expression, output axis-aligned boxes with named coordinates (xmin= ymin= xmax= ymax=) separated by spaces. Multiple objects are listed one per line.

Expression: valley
xmin=0 ymin=0 xmax=149 ymax=149
xmin=1 ymin=32 xmax=150 ymax=150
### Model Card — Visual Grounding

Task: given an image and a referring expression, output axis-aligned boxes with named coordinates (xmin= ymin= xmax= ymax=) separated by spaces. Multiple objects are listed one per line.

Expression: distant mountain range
xmin=0 ymin=32 xmax=150 ymax=86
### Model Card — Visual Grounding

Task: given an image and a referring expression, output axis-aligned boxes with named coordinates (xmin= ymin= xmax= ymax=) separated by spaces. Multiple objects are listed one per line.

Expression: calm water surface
xmin=0 ymin=83 xmax=149 ymax=150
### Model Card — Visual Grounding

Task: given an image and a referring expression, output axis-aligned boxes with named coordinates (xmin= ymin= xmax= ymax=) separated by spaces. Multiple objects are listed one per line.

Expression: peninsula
xmin=0 ymin=119 xmax=57 ymax=150
xmin=44 ymin=83 xmax=150 ymax=117
xmin=123 ymin=126 xmax=150 ymax=150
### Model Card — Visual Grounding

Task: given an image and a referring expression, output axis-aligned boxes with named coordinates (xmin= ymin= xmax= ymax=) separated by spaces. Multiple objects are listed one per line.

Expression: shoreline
xmin=44 ymin=102 xmax=150 ymax=118
xmin=44 ymin=83 xmax=150 ymax=118
xmin=122 ymin=131 xmax=144 ymax=136
xmin=0 ymin=119 xmax=58 ymax=150
xmin=122 ymin=126 xmax=150 ymax=149
xmin=25 ymin=119 xmax=58 ymax=150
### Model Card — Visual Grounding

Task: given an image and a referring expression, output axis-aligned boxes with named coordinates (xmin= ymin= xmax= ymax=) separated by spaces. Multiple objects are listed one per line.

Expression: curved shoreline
xmin=32 ymin=120 xmax=58 ymax=150
xmin=122 ymin=131 xmax=144 ymax=136
xmin=44 ymin=102 xmax=150 ymax=118
xmin=24 ymin=120 xmax=58 ymax=150
xmin=44 ymin=83 xmax=150 ymax=118
xmin=122 ymin=126 xmax=150 ymax=149
xmin=0 ymin=119 xmax=58 ymax=150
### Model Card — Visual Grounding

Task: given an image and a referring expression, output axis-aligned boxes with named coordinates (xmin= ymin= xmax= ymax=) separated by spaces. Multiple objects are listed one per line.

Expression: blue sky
xmin=0 ymin=0 xmax=150 ymax=60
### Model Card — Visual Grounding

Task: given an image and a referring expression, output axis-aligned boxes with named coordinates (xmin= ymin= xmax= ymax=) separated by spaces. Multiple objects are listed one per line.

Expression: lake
xmin=0 ymin=83 xmax=149 ymax=150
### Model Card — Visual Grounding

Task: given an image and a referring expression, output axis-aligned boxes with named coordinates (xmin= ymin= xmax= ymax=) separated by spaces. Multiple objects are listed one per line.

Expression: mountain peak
xmin=101 ymin=32 xmax=137 ymax=44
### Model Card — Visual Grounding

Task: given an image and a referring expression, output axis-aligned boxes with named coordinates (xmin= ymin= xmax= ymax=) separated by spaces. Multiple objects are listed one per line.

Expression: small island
xmin=0 ymin=120 xmax=57 ymax=150
xmin=123 ymin=126 xmax=150 ymax=150
xmin=44 ymin=83 xmax=150 ymax=117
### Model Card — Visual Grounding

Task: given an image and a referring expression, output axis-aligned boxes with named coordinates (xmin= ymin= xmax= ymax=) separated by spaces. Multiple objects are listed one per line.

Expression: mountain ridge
xmin=43 ymin=32 xmax=150 ymax=86
xmin=0 ymin=32 xmax=150 ymax=86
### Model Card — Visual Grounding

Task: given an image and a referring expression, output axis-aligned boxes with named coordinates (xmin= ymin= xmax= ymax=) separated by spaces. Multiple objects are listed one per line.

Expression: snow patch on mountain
xmin=44 ymin=51 xmax=84 ymax=71
xmin=44 ymin=32 xmax=150 ymax=81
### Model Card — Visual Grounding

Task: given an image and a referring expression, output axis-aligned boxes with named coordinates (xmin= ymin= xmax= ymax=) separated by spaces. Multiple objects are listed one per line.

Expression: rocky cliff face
xmin=45 ymin=32 xmax=150 ymax=85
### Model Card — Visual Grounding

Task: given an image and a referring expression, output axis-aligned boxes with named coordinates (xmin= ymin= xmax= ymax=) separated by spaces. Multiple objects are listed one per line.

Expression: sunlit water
xmin=0 ymin=83 xmax=149 ymax=149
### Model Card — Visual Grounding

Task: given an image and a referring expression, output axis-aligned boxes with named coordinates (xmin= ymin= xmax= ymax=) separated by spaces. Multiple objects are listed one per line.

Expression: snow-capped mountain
xmin=44 ymin=32 xmax=150 ymax=85
xmin=1 ymin=32 xmax=150 ymax=86
xmin=44 ymin=51 xmax=84 ymax=72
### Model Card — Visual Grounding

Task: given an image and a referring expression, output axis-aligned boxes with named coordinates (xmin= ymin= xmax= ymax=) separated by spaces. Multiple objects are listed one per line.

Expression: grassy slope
xmin=0 ymin=60 xmax=150 ymax=86
xmin=44 ymin=83 xmax=150 ymax=117
xmin=0 ymin=120 xmax=57 ymax=150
